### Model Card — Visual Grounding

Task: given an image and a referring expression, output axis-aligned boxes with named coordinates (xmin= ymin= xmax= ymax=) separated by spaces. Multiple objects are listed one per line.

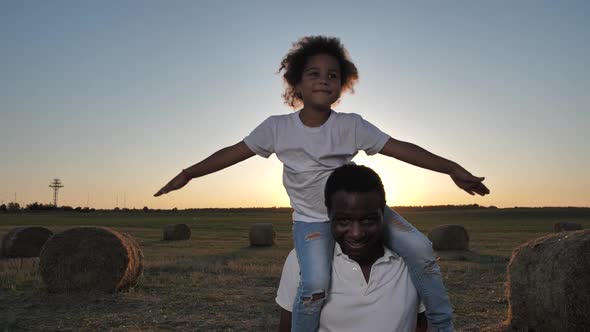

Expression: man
xmin=276 ymin=164 xmax=428 ymax=332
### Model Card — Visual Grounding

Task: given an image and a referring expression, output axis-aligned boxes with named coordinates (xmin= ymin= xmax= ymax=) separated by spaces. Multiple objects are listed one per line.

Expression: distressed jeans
xmin=291 ymin=220 xmax=333 ymax=332
xmin=290 ymin=208 xmax=454 ymax=332
xmin=383 ymin=207 xmax=454 ymax=332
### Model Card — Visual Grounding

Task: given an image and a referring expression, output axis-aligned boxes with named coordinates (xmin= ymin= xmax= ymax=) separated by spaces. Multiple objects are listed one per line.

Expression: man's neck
xmin=353 ymin=246 xmax=385 ymax=283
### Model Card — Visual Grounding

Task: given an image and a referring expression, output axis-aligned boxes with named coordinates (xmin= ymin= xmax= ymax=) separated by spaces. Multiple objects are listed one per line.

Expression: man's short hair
xmin=324 ymin=164 xmax=386 ymax=211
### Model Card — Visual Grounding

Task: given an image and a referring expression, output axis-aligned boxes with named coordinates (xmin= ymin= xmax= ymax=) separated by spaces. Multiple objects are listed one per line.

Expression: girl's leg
xmin=383 ymin=207 xmax=454 ymax=332
xmin=291 ymin=221 xmax=334 ymax=332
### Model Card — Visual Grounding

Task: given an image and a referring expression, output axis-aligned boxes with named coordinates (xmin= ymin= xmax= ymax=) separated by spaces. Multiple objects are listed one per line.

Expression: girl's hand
xmin=154 ymin=170 xmax=191 ymax=197
xmin=450 ymin=167 xmax=490 ymax=196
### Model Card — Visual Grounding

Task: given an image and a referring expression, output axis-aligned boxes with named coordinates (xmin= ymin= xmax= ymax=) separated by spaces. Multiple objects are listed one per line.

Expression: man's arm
xmin=276 ymin=250 xmax=299 ymax=332
xmin=379 ymin=137 xmax=489 ymax=196
xmin=416 ymin=312 xmax=427 ymax=332
xmin=278 ymin=309 xmax=292 ymax=332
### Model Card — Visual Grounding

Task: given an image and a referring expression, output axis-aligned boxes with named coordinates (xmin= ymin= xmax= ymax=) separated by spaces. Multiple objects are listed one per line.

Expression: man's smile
xmin=344 ymin=240 xmax=368 ymax=249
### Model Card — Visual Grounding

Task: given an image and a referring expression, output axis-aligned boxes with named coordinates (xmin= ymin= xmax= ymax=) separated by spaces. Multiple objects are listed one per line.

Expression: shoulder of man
xmin=392 ymin=253 xmax=427 ymax=314
xmin=284 ymin=248 xmax=299 ymax=269
xmin=275 ymin=249 xmax=300 ymax=311
xmin=280 ymin=249 xmax=302 ymax=283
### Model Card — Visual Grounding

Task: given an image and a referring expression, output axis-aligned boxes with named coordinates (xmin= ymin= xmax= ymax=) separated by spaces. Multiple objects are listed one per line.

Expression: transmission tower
xmin=49 ymin=179 xmax=64 ymax=207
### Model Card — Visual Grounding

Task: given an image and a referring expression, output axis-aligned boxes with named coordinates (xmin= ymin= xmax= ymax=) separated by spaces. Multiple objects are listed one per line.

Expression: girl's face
xmin=296 ymin=54 xmax=342 ymax=111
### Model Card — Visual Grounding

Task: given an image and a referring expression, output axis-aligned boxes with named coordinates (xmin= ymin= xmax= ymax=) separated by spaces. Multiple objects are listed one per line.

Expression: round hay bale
xmin=162 ymin=224 xmax=191 ymax=241
xmin=504 ymin=230 xmax=590 ymax=331
xmin=1 ymin=227 xmax=53 ymax=258
xmin=554 ymin=221 xmax=583 ymax=232
xmin=427 ymin=224 xmax=469 ymax=251
xmin=39 ymin=227 xmax=143 ymax=293
xmin=249 ymin=223 xmax=275 ymax=247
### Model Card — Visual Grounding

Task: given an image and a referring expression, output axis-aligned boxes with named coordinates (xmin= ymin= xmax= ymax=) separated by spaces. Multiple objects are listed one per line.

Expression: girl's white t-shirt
xmin=243 ymin=110 xmax=389 ymax=223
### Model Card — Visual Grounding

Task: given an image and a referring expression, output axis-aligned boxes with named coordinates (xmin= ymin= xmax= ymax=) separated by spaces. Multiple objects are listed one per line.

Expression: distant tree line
xmin=392 ymin=204 xmax=497 ymax=212
xmin=0 ymin=202 xmax=95 ymax=213
xmin=1 ymin=203 xmax=588 ymax=214
xmin=0 ymin=202 xmax=22 ymax=212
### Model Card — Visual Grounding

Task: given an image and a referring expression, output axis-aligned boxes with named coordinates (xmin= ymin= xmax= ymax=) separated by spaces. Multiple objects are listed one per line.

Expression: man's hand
xmin=154 ymin=170 xmax=191 ymax=197
xmin=450 ymin=166 xmax=490 ymax=196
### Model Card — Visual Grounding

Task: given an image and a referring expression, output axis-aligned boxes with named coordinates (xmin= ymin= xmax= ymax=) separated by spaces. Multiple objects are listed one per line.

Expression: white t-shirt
xmin=276 ymin=244 xmax=425 ymax=332
xmin=243 ymin=110 xmax=390 ymax=222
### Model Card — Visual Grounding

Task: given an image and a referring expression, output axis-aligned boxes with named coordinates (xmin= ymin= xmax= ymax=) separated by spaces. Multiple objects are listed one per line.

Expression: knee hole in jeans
xmin=301 ymin=291 xmax=326 ymax=304
xmin=304 ymin=232 xmax=322 ymax=241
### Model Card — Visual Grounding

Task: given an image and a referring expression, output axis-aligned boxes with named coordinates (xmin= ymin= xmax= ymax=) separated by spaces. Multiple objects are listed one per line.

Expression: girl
xmin=155 ymin=35 xmax=489 ymax=332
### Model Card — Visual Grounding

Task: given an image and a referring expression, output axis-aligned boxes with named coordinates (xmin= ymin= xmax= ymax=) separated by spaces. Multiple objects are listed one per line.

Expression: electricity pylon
xmin=49 ymin=179 xmax=64 ymax=207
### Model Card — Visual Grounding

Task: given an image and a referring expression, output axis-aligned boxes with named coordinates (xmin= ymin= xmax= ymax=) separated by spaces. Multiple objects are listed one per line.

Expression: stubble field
xmin=1 ymin=208 xmax=589 ymax=331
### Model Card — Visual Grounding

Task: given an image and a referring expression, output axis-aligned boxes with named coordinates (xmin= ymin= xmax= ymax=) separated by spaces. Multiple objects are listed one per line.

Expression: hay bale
xmin=427 ymin=224 xmax=469 ymax=251
xmin=554 ymin=221 xmax=583 ymax=232
xmin=162 ymin=224 xmax=191 ymax=241
xmin=39 ymin=227 xmax=143 ymax=293
xmin=1 ymin=227 xmax=53 ymax=258
xmin=504 ymin=230 xmax=590 ymax=331
xmin=249 ymin=223 xmax=275 ymax=247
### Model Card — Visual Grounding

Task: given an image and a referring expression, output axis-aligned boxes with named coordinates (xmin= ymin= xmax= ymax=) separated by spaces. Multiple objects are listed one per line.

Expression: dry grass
xmin=0 ymin=258 xmax=42 ymax=291
xmin=553 ymin=221 xmax=583 ymax=232
xmin=0 ymin=209 xmax=589 ymax=331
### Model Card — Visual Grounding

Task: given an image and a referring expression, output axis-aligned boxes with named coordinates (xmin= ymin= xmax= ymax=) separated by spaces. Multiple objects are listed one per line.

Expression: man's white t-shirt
xmin=243 ymin=110 xmax=390 ymax=223
xmin=276 ymin=244 xmax=425 ymax=332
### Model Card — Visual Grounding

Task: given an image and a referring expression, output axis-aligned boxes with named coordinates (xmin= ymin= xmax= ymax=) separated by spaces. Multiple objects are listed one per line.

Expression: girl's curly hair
xmin=278 ymin=35 xmax=359 ymax=108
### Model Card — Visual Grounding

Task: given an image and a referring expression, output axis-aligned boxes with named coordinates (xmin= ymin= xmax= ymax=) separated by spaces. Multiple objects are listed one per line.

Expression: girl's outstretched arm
xmin=154 ymin=141 xmax=255 ymax=197
xmin=379 ymin=137 xmax=490 ymax=196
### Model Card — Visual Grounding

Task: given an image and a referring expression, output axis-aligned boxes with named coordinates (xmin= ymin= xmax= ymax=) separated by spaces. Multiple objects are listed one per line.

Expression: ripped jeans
xmin=291 ymin=207 xmax=454 ymax=332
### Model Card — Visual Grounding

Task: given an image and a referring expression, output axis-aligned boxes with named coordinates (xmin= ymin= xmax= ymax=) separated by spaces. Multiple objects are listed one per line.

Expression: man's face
xmin=328 ymin=190 xmax=384 ymax=261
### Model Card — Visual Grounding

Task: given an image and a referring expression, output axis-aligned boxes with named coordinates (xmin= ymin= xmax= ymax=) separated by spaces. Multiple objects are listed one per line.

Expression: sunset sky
xmin=2 ymin=1 xmax=589 ymax=209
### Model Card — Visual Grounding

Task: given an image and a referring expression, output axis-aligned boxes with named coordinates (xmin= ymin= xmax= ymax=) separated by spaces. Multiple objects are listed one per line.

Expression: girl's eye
xmin=328 ymin=73 xmax=338 ymax=79
xmin=309 ymin=72 xmax=319 ymax=77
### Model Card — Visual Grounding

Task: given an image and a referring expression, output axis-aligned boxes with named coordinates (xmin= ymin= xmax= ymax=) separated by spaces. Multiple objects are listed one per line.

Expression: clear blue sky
xmin=1 ymin=1 xmax=589 ymax=209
